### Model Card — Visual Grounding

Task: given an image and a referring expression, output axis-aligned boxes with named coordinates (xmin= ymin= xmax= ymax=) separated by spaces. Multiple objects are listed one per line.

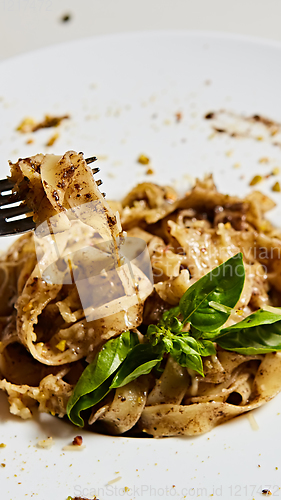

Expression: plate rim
xmin=1 ymin=28 xmax=281 ymax=67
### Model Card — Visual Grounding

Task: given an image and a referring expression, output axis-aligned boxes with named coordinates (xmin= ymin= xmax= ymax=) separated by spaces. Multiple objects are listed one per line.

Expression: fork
xmin=0 ymin=156 xmax=103 ymax=236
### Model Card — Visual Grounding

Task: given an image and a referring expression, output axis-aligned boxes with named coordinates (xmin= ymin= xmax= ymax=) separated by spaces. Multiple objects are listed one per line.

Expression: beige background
xmin=0 ymin=0 xmax=281 ymax=60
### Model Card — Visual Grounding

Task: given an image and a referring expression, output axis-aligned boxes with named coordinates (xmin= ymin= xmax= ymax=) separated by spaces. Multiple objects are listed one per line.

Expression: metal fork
xmin=0 ymin=156 xmax=103 ymax=236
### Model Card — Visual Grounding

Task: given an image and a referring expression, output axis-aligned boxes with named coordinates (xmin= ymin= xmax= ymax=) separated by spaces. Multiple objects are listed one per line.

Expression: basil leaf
xmin=181 ymin=335 xmax=199 ymax=350
xmin=69 ymin=377 xmax=114 ymax=427
xmin=214 ymin=309 xmax=281 ymax=354
xmin=179 ymin=253 xmax=245 ymax=332
xmin=146 ymin=324 xmax=164 ymax=346
xmin=67 ymin=331 xmax=137 ymax=426
xmin=110 ymin=343 xmax=162 ymax=388
xmin=215 ymin=321 xmax=281 ymax=354
xmin=196 ymin=339 xmax=216 ymax=356
xmin=159 ymin=306 xmax=182 ymax=332
xmin=170 ymin=337 xmax=204 ymax=376
xmin=169 ymin=317 xmax=183 ymax=334
xmin=189 ymin=326 xmax=203 ymax=340
xmin=199 ymin=329 xmax=225 ymax=340
xmin=217 ymin=309 xmax=281 ymax=334
xmin=208 ymin=301 xmax=233 ymax=314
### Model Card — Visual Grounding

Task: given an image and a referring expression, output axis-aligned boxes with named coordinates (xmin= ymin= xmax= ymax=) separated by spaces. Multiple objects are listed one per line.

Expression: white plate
xmin=1 ymin=31 xmax=281 ymax=500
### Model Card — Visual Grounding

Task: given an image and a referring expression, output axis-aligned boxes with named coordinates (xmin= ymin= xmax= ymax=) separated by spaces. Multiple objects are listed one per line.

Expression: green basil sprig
xmin=146 ymin=324 xmax=204 ymax=376
xmin=67 ymin=252 xmax=281 ymax=428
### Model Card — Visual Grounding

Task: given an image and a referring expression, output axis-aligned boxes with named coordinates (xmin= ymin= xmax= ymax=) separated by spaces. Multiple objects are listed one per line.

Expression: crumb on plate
xmin=46 ymin=132 xmax=60 ymax=147
xmin=61 ymin=13 xmax=72 ymax=22
xmin=249 ymin=174 xmax=263 ymax=186
xmin=259 ymin=157 xmax=269 ymax=164
xmin=137 ymin=154 xmax=150 ymax=165
xmin=72 ymin=436 xmax=83 ymax=446
xmin=17 ymin=114 xmax=69 ymax=133
xmin=146 ymin=168 xmax=154 ymax=175
xmin=272 ymin=181 xmax=281 ymax=192
xmin=37 ymin=437 xmax=54 ymax=449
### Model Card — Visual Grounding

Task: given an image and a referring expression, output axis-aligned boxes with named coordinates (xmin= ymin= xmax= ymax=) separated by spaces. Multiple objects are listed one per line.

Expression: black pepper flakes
xmin=205 ymin=112 xmax=214 ymax=119
xmin=60 ymin=13 xmax=72 ymax=23
xmin=52 ymin=190 xmax=59 ymax=202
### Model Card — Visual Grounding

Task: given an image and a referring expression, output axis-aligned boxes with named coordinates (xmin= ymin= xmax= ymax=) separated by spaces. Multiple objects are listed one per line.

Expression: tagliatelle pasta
xmin=1 ymin=151 xmax=281 ymax=435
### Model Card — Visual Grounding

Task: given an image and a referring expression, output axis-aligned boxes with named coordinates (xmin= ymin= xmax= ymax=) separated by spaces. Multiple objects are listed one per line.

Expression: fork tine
xmin=1 ymin=204 xmax=29 ymax=220
xmin=0 ymin=178 xmax=14 ymax=192
xmin=85 ymin=156 xmax=98 ymax=164
xmin=0 ymin=192 xmax=23 ymax=207
xmin=0 ymin=216 xmax=35 ymax=236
